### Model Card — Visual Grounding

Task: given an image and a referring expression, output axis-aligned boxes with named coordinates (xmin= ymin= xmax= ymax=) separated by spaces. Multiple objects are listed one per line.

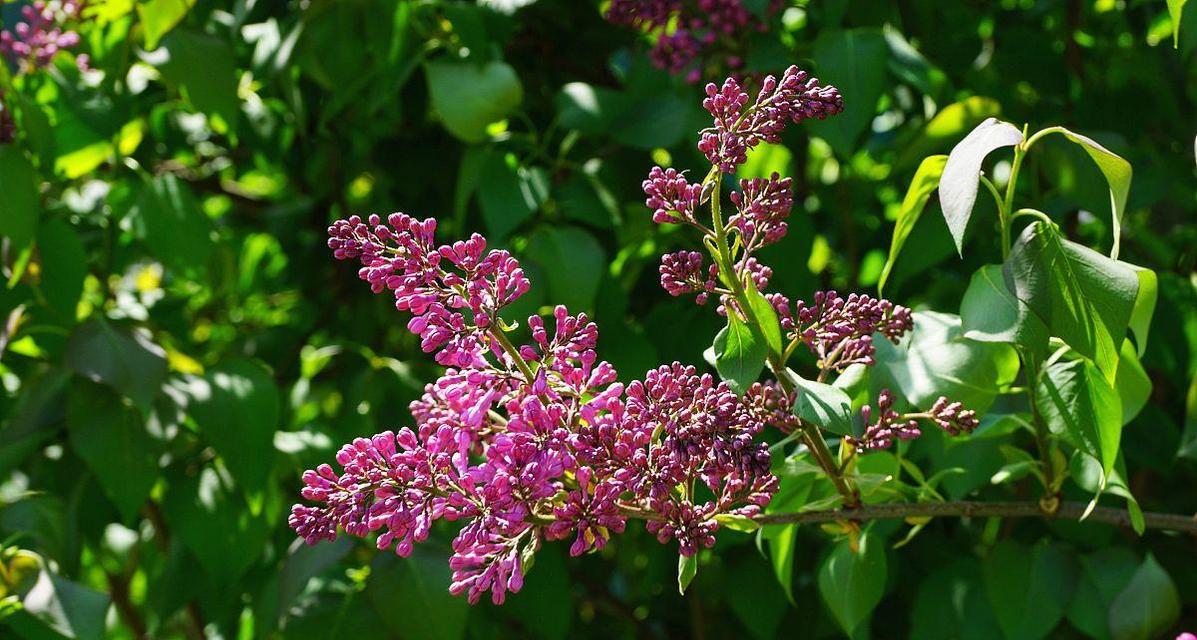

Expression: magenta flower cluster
xmin=850 ymin=391 xmax=979 ymax=452
xmin=772 ymin=290 xmax=914 ymax=374
xmin=0 ymin=1 xmax=88 ymax=72
xmin=605 ymin=0 xmax=781 ymax=83
xmin=292 ymin=214 xmax=778 ymax=604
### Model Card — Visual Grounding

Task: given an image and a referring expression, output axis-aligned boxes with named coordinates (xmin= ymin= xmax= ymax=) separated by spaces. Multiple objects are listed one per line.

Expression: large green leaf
xmin=160 ymin=29 xmax=240 ymax=129
xmin=960 ymin=264 xmax=1048 ymax=354
xmin=1066 ymin=548 xmax=1139 ymax=640
xmin=65 ymin=319 xmax=168 ymax=414
xmin=714 ymin=314 xmax=766 ymax=394
xmin=1003 ymin=222 xmax=1138 ymax=383
xmin=138 ymin=0 xmax=196 ymax=50
xmin=872 ymin=311 xmax=1019 ymax=414
xmin=425 ymin=59 xmax=523 ymax=143
xmin=745 ymin=283 xmax=783 ymax=354
xmin=523 ymin=225 xmax=604 ymax=313
xmin=878 ymin=154 xmax=947 ymax=296
xmin=36 ymin=218 xmax=87 ymax=322
xmin=789 ymin=372 xmax=855 ymax=436
xmin=477 ymin=149 xmax=546 ymax=239
xmin=1107 ymin=555 xmax=1180 ymax=640
xmin=817 ymin=531 xmax=887 ymax=637
xmin=939 ymin=118 xmax=1023 ymax=255
xmin=366 ymin=549 xmax=467 ymax=640
xmin=1037 ymin=358 xmax=1122 ymax=477
xmin=1126 ymin=266 xmax=1157 ymax=357
xmin=185 ymin=359 xmax=280 ymax=495
xmin=1114 ymin=340 xmax=1150 ymax=426
xmin=807 ymin=29 xmax=888 ymax=154
xmin=127 ymin=174 xmax=214 ymax=273
xmin=66 ymin=380 xmax=159 ymax=521
xmin=983 ymin=540 xmax=1078 ymax=640
xmin=13 ymin=566 xmax=110 ymax=640
xmin=0 ymin=146 xmax=39 ymax=251
xmin=162 ymin=466 xmax=270 ymax=584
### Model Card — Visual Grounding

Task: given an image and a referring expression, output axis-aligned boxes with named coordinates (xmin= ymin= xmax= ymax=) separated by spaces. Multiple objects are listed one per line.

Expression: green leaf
xmin=817 ymin=531 xmax=887 ymax=637
xmin=128 ymin=174 xmax=214 ymax=273
xmin=0 ymin=146 xmax=39 ymax=251
xmin=366 ymin=549 xmax=468 ymax=640
xmin=1037 ymin=358 xmax=1122 ymax=477
xmin=65 ymin=318 xmax=168 ymax=413
xmin=425 ymin=59 xmax=523 ymax=143
xmin=522 ymin=225 xmax=604 ymax=313
xmin=878 ymin=154 xmax=947 ymax=296
xmin=1168 ymin=0 xmax=1189 ymax=47
xmin=983 ymin=540 xmax=1077 ymax=640
xmin=162 ymin=466 xmax=270 ymax=584
xmin=36 ymin=219 xmax=87 ymax=322
xmin=1114 ymin=340 xmax=1150 ymax=426
xmin=1045 ymin=128 xmax=1133 ymax=259
xmin=677 ymin=554 xmax=698 ymax=595
xmin=185 ymin=359 xmax=280 ymax=495
xmin=1180 ymin=373 xmax=1197 ymax=461
xmin=960 ymin=264 xmax=1049 ymax=353
xmin=745 ymin=283 xmax=782 ymax=354
xmin=789 ymin=372 xmax=855 ymax=436
xmin=477 ymin=150 xmax=546 ymax=239
xmin=872 ymin=311 xmax=1019 ymax=414
xmin=17 ymin=567 xmax=111 ymax=640
xmin=1126 ymin=266 xmax=1157 ymax=357
xmin=1071 ymin=452 xmax=1144 ymax=535
xmin=1003 ymin=222 xmax=1139 ymax=383
xmin=138 ymin=0 xmax=195 ymax=50
xmin=808 ymin=29 xmax=889 ymax=154
xmin=66 ymin=380 xmax=158 ymax=521
xmin=160 ymin=29 xmax=240 ymax=129
xmin=714 ymin=314 xmax=767 ymax=394
xmin=1107 ymin=554 xmax=1180 ymax=640
xmin=725 ymin=553 xmax=787 ymax=640
xmin=939 ymin=117 xmax=1023 ymax=255
xmin=760 ymin=471 xmax=815 ymax=603
xmin=713 ymin=513 xmax=759 ymax=533
xmin=1066 ymin=548 xmax=1139 ymax=640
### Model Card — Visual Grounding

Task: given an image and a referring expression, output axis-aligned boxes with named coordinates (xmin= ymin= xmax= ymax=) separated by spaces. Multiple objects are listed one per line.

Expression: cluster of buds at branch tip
xmin=0 ymin=1 xmax=89 ymax=73
xmin=850 ymin=390 xmax=980 ymax=452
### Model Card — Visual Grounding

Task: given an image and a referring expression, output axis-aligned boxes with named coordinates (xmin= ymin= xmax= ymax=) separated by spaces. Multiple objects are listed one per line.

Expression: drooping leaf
xmin=872 ymin=311 xmax=1019 ymax=414
xmin=184 ymin=359 xmax=280 ymax=495
xmin=878 ymin=154 xmax=947 ymax=296
xmin=939 ymin=118 xmax=1023 ymax=255
xmin=65 ymin=318 xmax=168 ymax=413
xmin=138 ymin=0 xmax=195 ymax=50
xmin=714 ymin=314 xmax=767 ymax=394
xmin=808 ymin=29 xmax=889 ymax=154
xmin=789 ymin=372 xmax=855 ymax=436
xmin=1113 ymin=340 xmax=1150 ymax=426
xmin=14 ymin=566 xmax=110 ymax=640
xmin=1037 ymin=358 xmax=1122 ymax=478
xmin=960 ymin=264 xmax=1048 ymax=354
xmin=1003 ymin=222 xmax=1139 ymax=383
xmin=1107 ymin=555 xmax=1180 ymax=640
xmin=1071 ymin=452 xmax=1144 ymax=535
xmin=817 ymin=530 xmax=887 ymax=637
xmin=1180 ymin=373 xmax=1197 ymax=461
xmin=1126 ymin=266 xmax=1157 ymax=357
xmin=1043 ymin=128 xmax=1133 ymax=258
xmin=66 ymin=380 xmax=159 ymax=521
xmin=983 ymin=540 xmax=1078 ymax=640
xmin=0 ymin=145 xmax=39 ymax=251
xmin=1167 ymin=0 xmax=1189 ymax=47
xmin=677 ymin=554 xmax=698 ymax=595
xmin=425 ymin=59 xmax=523 ymax=143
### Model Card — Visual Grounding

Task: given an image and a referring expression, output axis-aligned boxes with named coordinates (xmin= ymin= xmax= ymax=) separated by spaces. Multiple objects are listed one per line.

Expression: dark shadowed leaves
xmin=185 ymin=359 xmax=280 ymax=496
xmin=983 ymin=540 xmax=1077 ymax=640
xmin=65 ymin=318 xmax=168 ymax=413
xmin=66 ymin=380 xmax=158 ymax=520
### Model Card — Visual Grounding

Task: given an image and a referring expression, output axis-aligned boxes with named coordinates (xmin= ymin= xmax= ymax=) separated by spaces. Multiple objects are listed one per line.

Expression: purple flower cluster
xmin=771 ymin=290 xmax=914 ymax=374
xmin=849 ymin=390 xmax=980 ymax=452
xmin=0 ymin=1 xmax=88 ymax=73
xmin=293 ymin=214 xmax=778 ymax=604
xmin=643 ymin=166 xmax=704 ymax=228
xmin=699 ymin=66 xmax=843 ymax=173
xmin=605 ymin=0 xmax=781 ymax=83
xmin=659 ymin=250 xmax=718 ymax=304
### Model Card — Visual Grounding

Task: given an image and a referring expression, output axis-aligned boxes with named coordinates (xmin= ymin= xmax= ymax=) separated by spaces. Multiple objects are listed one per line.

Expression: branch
xmin=748 ymin=501 xmax=1197 ymax=533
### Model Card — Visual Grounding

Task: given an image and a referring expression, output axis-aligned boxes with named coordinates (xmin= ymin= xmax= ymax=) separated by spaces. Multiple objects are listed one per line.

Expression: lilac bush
xmin=290 ymin=66 xmax=983 ymax=603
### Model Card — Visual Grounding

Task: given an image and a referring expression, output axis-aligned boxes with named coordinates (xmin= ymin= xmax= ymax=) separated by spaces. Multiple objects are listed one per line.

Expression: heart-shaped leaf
xmin=939 ymin=118 xmax=1024 ymax=255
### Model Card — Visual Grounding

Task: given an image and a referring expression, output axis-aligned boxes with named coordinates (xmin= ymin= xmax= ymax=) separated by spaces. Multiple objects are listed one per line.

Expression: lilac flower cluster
xmin=604 ymin=0 xmax=781 ymax=83
xmin=699 ymin=66 xmax=844 ymax=173
xmin=771 ymin=290 xmax=914 ymax=374
xmin=293 ymin=214 xmax=778 ymax=604
xmin=849 ymin=390 xmax=980 ymax=452
xmin=0 ymin=1 xmax=88 ymax=73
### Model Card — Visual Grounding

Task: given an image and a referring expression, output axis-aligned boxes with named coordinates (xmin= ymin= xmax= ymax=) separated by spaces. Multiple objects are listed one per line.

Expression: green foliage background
xmin=0 ymin=0 xmax=1195 ymax=638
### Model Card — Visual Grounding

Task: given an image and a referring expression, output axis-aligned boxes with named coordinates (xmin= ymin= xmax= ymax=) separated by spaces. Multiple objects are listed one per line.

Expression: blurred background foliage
xmin=0 ymin=0 xmax=1195 ymax=638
